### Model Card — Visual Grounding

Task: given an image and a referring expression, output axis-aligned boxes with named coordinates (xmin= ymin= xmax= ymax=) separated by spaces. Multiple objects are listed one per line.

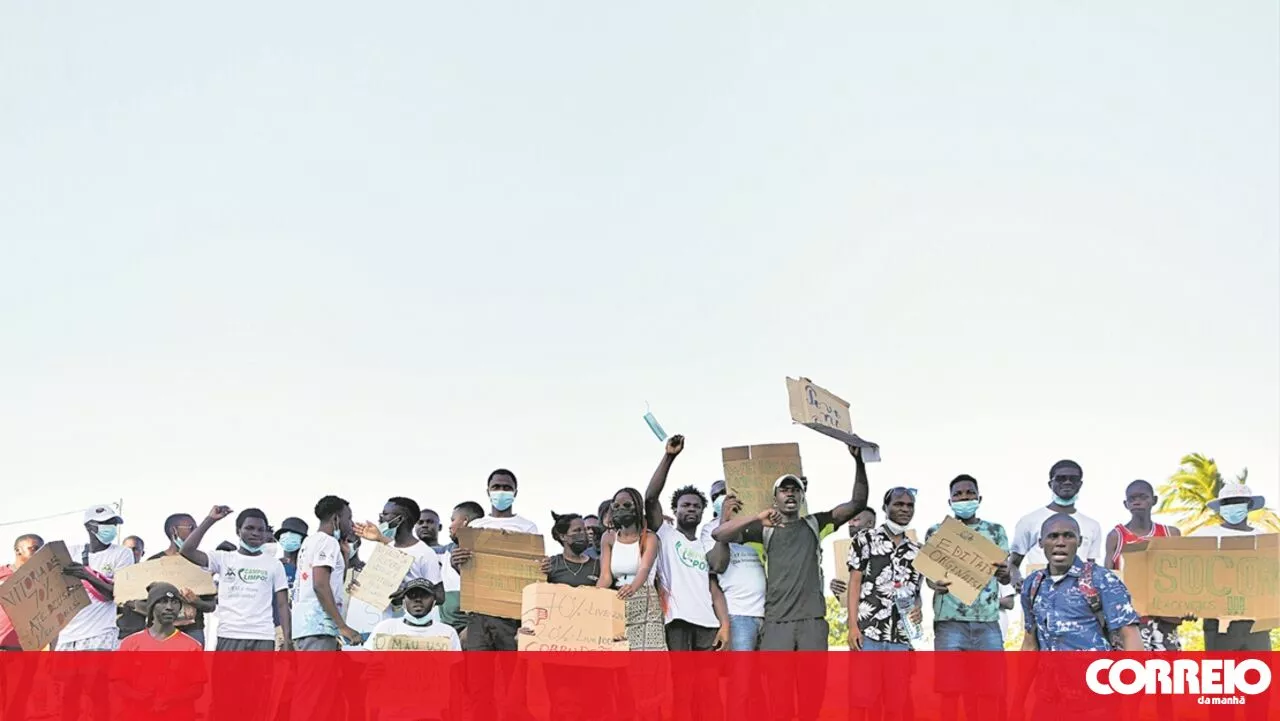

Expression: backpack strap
xmin=761 ymin=517 xmax=824 ymax=581
xmin=1077 ymin=561 xmax=1114 ymax=645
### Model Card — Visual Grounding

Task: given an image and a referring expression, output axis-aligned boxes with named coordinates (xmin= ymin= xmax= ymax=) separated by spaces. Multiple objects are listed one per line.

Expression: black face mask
xmin=612 ymin=509 xmax=638 ymax=527
xmin=568 ymin=539 xmax=590 ymax=555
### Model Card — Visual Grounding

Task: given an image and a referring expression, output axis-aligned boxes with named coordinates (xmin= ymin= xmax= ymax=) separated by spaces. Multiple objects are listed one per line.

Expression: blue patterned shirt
xmin=925 ymin=518 xmax=1009 ymax=623
xmin=1020 ymin=557 xmax=1139 ymax=651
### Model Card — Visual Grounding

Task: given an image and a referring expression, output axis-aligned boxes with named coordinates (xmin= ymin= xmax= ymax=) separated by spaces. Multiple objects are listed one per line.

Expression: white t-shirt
xmin=655 ymin=523 xmax=720 ymax=629
xmin=441 ymin=551 xmax=461 ymax=593
xmin=467 ymin=515 xmax=540 ymax=534
xmin=380 ymin=541 xmax=443 ymax=621
xmin=1011 ymin=506 xmax=1104 ymax=571
xmin=362 ymin=617 xmax=461 ymax=651
xmin=996 ymin=582 xmax=1017 ymax=642
xmin=205 ymin=550 xmax=288 ymax=641
xmin=700 ymin=519 xmax=766 ymax=618
xmin=292 ymin=533 xmax=347 ymax=640
xmin=1191 ymin=525 xmax=1261 ymax=537
xmin=60 ymin=543 xmax=134 ymax=643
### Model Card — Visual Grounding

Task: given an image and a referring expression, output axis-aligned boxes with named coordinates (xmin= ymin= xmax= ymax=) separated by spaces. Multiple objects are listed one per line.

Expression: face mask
xmin=403 ymin=609 xmax=434 ymax=626
xmin=884 ymin=519 xmax=909 ymax=536
xmin=347 ymin=544 xmax=359 ymax=560
xmin=1052 ymin=493 xmax=1078 ymax=507
xmin=950 ymin=500 xmax=980 ymax=520
xmin=279 ymin=532 xmax=303 ymax=553
xmin=568 ymin=539 xmax=590 ymax=555
xmin=240 ymin=540 xmax=264 ymax=554
xmin=611 ymin=509 xmax=637 ymax=527
xmin=94 ymin=525 xmax=118 ymax=544
xmin=331 ymin=524 xmax=342 ymax=540
xmin=171 ymin=534 xmax=185 ymax=550
xmin=713 ymin=496 xmax=724 ymax=518
xmin=378 ymin=517 xmax=401 ymax=539
xmin=489 ymin=491 xmax=515 ymax=512
xmin=1220 ymin=505 xmax=1249 ymax=525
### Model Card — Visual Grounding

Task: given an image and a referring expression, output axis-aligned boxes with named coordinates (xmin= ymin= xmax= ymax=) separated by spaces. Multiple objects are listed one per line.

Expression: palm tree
xmin=1156 ymin=453 xmax=1280 ymax=534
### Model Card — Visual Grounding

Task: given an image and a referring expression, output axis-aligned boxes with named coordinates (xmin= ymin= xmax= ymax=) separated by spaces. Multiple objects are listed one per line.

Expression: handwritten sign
xmin=912 ymin=517 xmax=1007 ymax=605
xmin=113 ymin=554 xmax=216 ymax=603
xmin=518 ymin=583 xmax=627 ymax=652
xmin=1119 ymin=534 xmax=1279 ymax=631
xmin=722 ymin=443 xmax=804 ymax=518
xmin=0 ymin=542 xmax=91 ymax=650
xmin=785 ymin=377 xmax=881 ymax=462
xmin=371 ymin=634 xmax=452 ymax=651
xmin=350 ymin=544 xmax=415 ymax=609
xmin=833 ymin=539 xmax=852 ymax=607
xmin=458 ymin=528 xmax=545 ymax=619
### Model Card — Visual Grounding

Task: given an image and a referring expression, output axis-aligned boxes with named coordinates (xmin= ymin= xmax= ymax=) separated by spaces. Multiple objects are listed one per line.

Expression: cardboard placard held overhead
xmin=833 ymin=539 xmax=852 ymax=607
xmin=113 ymin=555 xmax=216 ymax=603
xmin=786 ymin=377 xmax=881 ymax=462
xmin=722 ymin=443 xmax=804 ymax=518
xmin=518 ymin=583 xmax=628 ymax=653
xmin=913 ymin=517 xmax=1007 ymax=605
xmin=0 ymin=542 xmax=91 ymax=650
xmin=1119 ymin=534 xmax=1280 ymax=631
xmin=350 ymin=544 xmax=415 ymax=609
xmin=457 ymin=528 xmax=545 ymax=619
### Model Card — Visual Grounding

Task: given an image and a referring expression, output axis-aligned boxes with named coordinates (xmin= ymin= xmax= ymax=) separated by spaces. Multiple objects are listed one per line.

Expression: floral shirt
xmin=924 ymin=518 xmax=1009 ymax=623
xmin=848 ymin=525 xmax=922 ymax=644
xmin=1020 ymin=557 xmax=1140 ymax=651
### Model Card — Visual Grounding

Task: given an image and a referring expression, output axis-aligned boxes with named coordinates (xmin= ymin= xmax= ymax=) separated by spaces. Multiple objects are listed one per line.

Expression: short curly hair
xmin=670 ymin=485 xmax=708 ymax=513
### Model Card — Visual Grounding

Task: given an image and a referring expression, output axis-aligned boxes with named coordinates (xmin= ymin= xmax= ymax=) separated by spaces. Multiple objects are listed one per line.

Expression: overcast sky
xmin=2 ymin=2 xmax=1276 ymax=573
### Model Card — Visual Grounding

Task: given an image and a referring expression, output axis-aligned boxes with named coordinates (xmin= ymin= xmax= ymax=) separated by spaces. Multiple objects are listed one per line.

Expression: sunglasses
xmin=888 ymin=487 xmax=918 ymax=497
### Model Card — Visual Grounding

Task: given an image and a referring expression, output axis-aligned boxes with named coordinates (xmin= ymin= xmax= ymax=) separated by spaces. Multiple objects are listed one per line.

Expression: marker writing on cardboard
xmin=642 ymin=404 xmax=667 ymax=442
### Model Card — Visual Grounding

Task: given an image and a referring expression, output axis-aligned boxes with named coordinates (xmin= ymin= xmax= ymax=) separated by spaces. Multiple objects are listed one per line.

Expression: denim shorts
xmin=729 ymin=615 xmax=762 ymax=651
xmin=933 ymin=619 xmax=1003 ymax=651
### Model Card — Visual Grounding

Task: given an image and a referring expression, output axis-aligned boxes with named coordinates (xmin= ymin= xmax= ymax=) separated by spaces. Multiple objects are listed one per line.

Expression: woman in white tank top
xmin=597 ymin=487 xmax=664 ymax=650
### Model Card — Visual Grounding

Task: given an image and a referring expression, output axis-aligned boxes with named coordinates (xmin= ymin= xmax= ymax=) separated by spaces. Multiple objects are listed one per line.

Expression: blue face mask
xmin=1052 ymin=493 xmax=1078 ymax=507
xmin=279 ymin=532 xmax=303 ymax=553
xmin=171 ymin=534 xmax=185 ymax=550
xmin=713 ymin=496 xmax=725 ymax=518
xmin=94 ymin=524 xmax=118 ymax=544
xmin=378 ymin=517 xmax=401 ymax=539
xmin=240 ymin=540 xmax=264 ymax=554
xmin=489 ymin=491 xmax=515 ymax=512
xmin=950 ymin=500 xmax=980 ymax=519
xmin=1220 ymin=505 xmax=1249 ymax=525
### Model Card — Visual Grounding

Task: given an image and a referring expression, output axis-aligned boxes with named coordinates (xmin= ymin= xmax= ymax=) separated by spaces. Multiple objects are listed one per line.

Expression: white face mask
xmin=884 ymin=519 xmax=909 ymax=535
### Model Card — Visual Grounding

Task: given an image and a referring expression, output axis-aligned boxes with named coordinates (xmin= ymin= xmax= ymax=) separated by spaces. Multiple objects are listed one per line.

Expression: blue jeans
xmin=729 ymin=615 xmax=762 ymax=651
xmin=861 ymin=639 xmax=911 ymax=651
xmin=933 ymin=620 xmax=1003 ymax=651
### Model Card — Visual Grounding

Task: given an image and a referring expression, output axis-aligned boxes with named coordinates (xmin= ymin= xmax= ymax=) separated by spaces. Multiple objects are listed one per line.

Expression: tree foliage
xmin=1156 ymin=453 xmax=1280 ymax=534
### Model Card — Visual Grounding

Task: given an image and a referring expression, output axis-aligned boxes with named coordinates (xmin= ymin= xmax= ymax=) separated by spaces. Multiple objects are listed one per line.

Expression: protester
xmin=415 ymin=508 xmax=447 ymax=554
xmin=541 ymin=512 xmax=601 ymax=586
xmin=180 ymin=506 xmax=291 ymax=650
xmin=703 ymin=482 xmax=766 ymax=651
xmin=828 ymin=508 xmax=876 ymax=600
xmin=112 ymin=583 xmax=207 ymax=721
xmin=361 ymin=579 xmax=459 ymax=650
xmin=275 ymin=517 xmax=308 ymax=593
xmin=642 ymin=436 xmax=729 ymax=652
xmin=0 ymin=534 xmax=43 ymax=651
xmin=439 ymin=502 xmax=483 ymax=635
xmin=58 ymin=505 xmax=135 ymax=651
xmin=122 ymin=536 xmax=145 ymax=563
xmin=1009 ymin=460 xmax=1103 ymax=586
xmin=293 ymin=495 xmax=361 ymax=651
xmin=582 ymin=514 xmax=603 ymax=559
xmin=353 ymin=496 xmax=443 ymax=620
xmin=1103 ymin=480 xmax=1185 ymax=651
xmin=849 ymin=486 xmax=924 ymax=651
xmin=1192 ymin=483 xmax=1271 ymax=652
xmin=597 ymin=487 xmax=663 ymax=650
xmin=450 ymin=469 xmax=539 ymax=651
xmin=118 ymin=582 xmax=203 ymax=651
xmin=117 ymin=513 xmax=216 ymax=646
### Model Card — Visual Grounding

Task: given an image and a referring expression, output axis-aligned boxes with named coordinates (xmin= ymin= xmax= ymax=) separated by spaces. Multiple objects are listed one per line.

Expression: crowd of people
xmin=0 ymin=435 xmax=1273 ymax=720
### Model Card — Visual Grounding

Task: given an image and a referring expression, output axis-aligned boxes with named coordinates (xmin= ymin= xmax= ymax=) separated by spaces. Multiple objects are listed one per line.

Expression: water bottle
xmin=894 ymin=581 xmax=922 ymax=641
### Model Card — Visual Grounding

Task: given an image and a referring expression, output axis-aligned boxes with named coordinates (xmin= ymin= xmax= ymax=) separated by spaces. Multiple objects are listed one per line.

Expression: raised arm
xmin=643 ymin=435 xmax=684 ymax=532
xmin=829 ymin=445 xmax=871 ymax=527
xmin=180 ymin=506 xmax=233 ymax=569
xmin=705 ymin=496 xmax=743 ymax=574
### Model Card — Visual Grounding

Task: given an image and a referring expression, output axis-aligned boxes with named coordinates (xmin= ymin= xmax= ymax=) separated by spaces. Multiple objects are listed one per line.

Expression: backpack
xmin=1027 ymin=561 xmax=1121 ymax=649
xmin=761 ymin=516 xmax=824 ymax=586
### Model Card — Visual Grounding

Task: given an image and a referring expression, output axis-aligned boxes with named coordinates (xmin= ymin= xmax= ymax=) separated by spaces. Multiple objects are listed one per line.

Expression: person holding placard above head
xmin=352 ymin=496 xmax=443 ymax=621
xmin=1009 ymin=460 xmax=1103 ymax=588
xmin=1191 ymin=483 xmax=1273 ymax=654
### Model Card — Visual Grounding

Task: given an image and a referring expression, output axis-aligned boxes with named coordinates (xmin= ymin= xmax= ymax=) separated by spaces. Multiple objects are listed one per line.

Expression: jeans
xmin=933 ymin=620 xmax=1003 ymax=651
xmin=861 ymin=639 xmax=911 ymax=651
xmin=729 ymin=615 xmax=762 ymax=651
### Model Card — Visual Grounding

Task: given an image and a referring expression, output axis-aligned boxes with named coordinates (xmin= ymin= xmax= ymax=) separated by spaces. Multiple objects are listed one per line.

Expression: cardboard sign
xmin=370 ymin=634 xmax=452 ymax=651
xmin=517 ymin=583 xmax=627 ymax=652
xmin=833 ymin=539 xmax=852 ymax=607
xmin=113 ymin=554 xmax=216 ymax=603
xmin=350 ymin=544 xmax=415 ymax=609
xmin=1119 ymin=534 xmax=1279 ymax=631
xmin=785 ymin=377 xmax=881 ymax=462
xmin=722 ymin=443 xmax=804 ymax=518
xmin=913 ymin=517 xmax=1007 ymax=605
xmin=458 ymin=528 xmax=545 ymax=619
xmin=0 ymin=542 xmax=91 ymax=650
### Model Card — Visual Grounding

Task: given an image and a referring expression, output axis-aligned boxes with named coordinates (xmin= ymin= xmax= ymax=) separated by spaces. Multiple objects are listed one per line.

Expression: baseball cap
xmin=83 ymin=505 xmax=123 ymax=525
xmin=772 ymin=474 xmax=806 ymax=493
xmin=710 ymin=480 xmax=726 ymax=499
xmin=390 ymin=578 xmax=444 ymax=605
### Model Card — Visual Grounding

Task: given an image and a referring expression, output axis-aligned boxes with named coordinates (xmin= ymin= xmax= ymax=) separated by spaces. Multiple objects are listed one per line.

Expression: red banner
xmin=0 ymin=651 xmax=1275 ymax=721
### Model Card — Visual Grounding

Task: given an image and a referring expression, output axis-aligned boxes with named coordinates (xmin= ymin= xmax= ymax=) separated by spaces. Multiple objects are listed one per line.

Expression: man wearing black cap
xmin=114 ymin=583 xmax=207 ymax=721
xmin=119 ymin=582 xmax=203 ymax=652
xmin=362 ymin=578 xmax=459 ymax=650
xmin=1009 ymin=460 xmax=1103 ymax=588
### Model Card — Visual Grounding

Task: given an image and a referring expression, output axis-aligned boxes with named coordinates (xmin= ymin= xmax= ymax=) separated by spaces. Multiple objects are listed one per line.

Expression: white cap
xmin=1207 ymin=484 xmax=1265 ymax=513
xmin=772 ymin=474 xmax=806 ymax=493
xmin=83 ymin=505 xmax=122 ymax=524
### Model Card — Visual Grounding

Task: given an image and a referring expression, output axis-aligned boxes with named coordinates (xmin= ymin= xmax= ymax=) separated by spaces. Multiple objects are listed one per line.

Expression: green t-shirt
xmin=925 ymin=518 xmax=1009 ymax=623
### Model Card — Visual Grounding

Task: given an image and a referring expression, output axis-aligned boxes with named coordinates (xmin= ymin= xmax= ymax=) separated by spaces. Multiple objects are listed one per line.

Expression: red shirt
xmin=119 ymin=629 xmax=204 ymax=652
xmin=0 ymin=565 xmax=18 ymax=648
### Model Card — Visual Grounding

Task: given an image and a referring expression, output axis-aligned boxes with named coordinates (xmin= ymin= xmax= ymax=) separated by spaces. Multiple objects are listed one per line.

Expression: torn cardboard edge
xmin=785 ymin=376 xmax=881 ymax=462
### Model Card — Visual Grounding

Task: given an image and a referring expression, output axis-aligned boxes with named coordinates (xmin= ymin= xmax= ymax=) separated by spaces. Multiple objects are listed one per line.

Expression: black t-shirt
xmin=545 ymin=554 xmax=601 ymax=588
xmin=741 ymin=512 xmax=836 ymax=623
xmin=116 ymin=552 xmax=215 ymax=638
